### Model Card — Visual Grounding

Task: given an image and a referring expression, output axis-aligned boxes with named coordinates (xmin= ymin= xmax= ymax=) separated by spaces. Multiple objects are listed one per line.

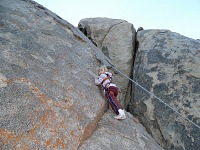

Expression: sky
xmin=34 ymin=0 xmax=200 ymax=39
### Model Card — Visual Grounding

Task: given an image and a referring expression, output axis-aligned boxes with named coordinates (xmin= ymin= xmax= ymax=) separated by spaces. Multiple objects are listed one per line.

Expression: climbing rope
xmin=111 ymin=65 xmax=200 ymax=130
xmin=61 ymin=25 xmax=200 ymax=129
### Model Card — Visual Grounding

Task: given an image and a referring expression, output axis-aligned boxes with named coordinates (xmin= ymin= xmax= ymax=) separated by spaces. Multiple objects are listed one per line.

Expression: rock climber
xmin=95 ymin=65 xmax=126 ymax=119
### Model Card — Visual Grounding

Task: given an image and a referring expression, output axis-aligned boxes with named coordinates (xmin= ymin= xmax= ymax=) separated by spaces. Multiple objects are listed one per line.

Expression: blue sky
xmin=34 ymin=0 xmax=200 ymax=39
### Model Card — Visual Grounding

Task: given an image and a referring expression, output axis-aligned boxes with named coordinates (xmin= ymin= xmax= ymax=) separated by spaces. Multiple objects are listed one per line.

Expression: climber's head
xmin=98 ymin=65 xmax=108 ymax=75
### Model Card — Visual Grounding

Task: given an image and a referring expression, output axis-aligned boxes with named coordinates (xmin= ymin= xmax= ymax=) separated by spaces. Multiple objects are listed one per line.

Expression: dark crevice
xmin=126 ymin=26 xmax=139 ymax=112
xmin=78 ymin=24 xmax=97 ymax=46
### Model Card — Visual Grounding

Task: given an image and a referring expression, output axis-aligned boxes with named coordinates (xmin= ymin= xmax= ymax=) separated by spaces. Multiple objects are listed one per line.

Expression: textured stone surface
xmin=0 ymin=0 xmax=163 ymax=149
xmin=130 ymin=29 xmax=200 ymax=149
xmin=79 ymin=110 xmax=163 ymax=150
xmin=0 ymin=0 xmax=109 ymax=149
xmin=78 ymin=18 xmax=136 ymax=108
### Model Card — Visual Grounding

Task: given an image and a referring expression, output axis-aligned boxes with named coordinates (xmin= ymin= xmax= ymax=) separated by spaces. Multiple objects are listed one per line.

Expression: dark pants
xmin=105 ymin=86 xmax=122 ymax=115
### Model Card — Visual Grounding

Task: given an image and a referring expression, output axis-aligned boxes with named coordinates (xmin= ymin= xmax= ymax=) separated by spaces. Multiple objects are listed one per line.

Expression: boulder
xmin=130 ymin=29 xmax=200 ymax=149
xmin=0 ymin=0 xmax=109 ymax=149
xmin=78 ymin=18 xmax=136 ymax=108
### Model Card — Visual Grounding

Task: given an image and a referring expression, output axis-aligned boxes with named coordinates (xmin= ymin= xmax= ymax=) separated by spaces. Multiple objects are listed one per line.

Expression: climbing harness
xmin=101 ymin=73 xmax=112 ymax=90
xmin=101 ymin=73 xmax=112 ymax=83
xmin=110 ymin=65 xmax=200 ymax=130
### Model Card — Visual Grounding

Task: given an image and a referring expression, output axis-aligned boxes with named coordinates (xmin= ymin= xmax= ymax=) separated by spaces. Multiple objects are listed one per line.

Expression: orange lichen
xmin=1 ymin=77 xmax=96 ymax=149
xmin=25 ymin=93 xmax=32 ymax=99
xmin=80 ymin=99 xmax=107 ymax=144
xmin=28 ymin=126 xmax=37 ymax=135
xmin=53 ymin=101 xmax=69 ymax=109
xmin=0 ymin=129 xmax=30 ymax=149
xmin=29 ymin=85 xmax=52 ymax=107
xmin=41 ymin=112 xmax=48 ymax=124
xmin=3 ymin=77 xmax=56 ymax=113
xmin=70 ymin=130 xmax=78 ymax=138
xmin=34 ymin=81 xmax=40 ymax=85
xmin=46 ymin=139 xmax=52 ymax=147
xmin=17 ymin=78 xmax=30 ymax=83
xmin=0 ymin=129 xmax=15 ymax=141
xmin=3 ymin=78 xmax=30 ymax=85
xmin=59 ymin=120 xmax=66 ymax=129
xmin=15 ymin=142 xmax=30 ymax=150
xmin=54 ymin=138 xmax=65 ymax=149
xmin=15 ymin=134 xmax=23 ymax=141
xmin=76 ymin=112 xmax=83 ymax=121
xmin=65 ymin=102 xmax=75 ymax=110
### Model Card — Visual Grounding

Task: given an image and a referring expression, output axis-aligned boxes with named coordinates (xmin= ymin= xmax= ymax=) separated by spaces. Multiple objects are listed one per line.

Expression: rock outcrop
xmin=79 ymin=110 xmax=162 ymax=150
xmin=78 ymin=18 xmax=136 ymax=108
xmin=79 ymin=17 xmax=200 ymax=149
xmin=130 ymin=29 xmax=200 ymax=149
xmin=0 ymin=0 xmax=109 ymax=149
xmin=0 ymin=0 xmax=162 ymax=149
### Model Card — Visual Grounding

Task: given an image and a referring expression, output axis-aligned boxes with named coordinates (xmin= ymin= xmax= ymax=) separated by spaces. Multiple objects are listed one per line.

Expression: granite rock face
xmin=79 ymin=110 xmax=162 ymax=150
xmin=78 ymin=18 xmax=136 ymax=108
xmin=130 ymin=29 xmax=200 ymax=149
xmin=0 ymin=0 xmax=162 ymax=149
xmin=0 ymin=0 xmax=109 ymax=149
